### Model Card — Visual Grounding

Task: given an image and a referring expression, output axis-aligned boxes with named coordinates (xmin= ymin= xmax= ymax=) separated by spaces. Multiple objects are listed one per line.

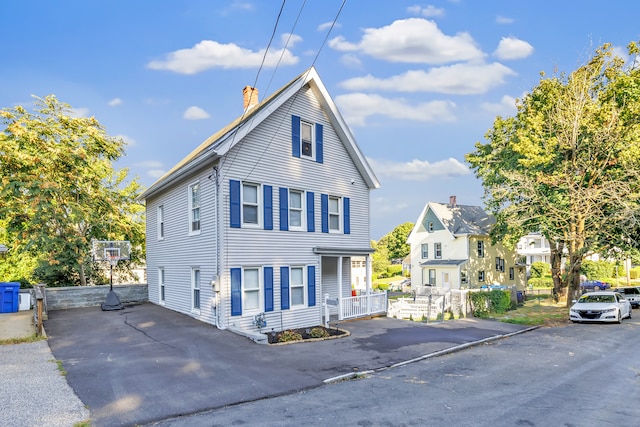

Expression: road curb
xmin=323 ymin=325 xmax=539 ymax=384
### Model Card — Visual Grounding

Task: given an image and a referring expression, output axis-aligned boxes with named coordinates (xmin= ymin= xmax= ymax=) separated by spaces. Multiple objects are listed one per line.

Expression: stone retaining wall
xmin=44 ymin=284 xmax=148 ymax=310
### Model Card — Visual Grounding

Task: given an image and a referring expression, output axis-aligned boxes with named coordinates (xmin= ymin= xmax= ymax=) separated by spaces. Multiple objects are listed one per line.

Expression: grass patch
xmin=490 ymin=298 xmax=569 ymax=327
xmin=53 ymin=359 xmax=67 ymax=376
xmin=73 ymin=421 xmax=92 ymax=427
xmin=0 ymin=333 xmax=46 ymax=346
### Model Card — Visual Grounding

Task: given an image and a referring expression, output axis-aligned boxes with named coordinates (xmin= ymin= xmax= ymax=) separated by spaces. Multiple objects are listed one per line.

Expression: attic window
xmin=301 ymin=121 xmax=313 ymax=158
xmin=428 ymin=222 xmax=434 ymax=232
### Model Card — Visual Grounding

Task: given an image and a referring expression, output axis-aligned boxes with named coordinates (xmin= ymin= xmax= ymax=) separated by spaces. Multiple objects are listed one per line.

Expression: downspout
xmin=215 ymin=163 xmax=227 ymax=330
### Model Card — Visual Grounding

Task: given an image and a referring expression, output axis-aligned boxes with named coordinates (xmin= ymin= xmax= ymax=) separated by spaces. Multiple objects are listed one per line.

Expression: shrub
xmin=631 ymin=267 xmax=640 ymax=280
xmin=470 ymin=290 xmax=512 ymax=317
xmin=530 ymin=262 xmax=550 ymax=278
xmin=581 ymin=260 xmax=615 ymax=280
xmin=387 ymin=265 xmax=403 ymax=277
xmin=374 ymin=283 xmax=389 ymax=291
xmin=309 ymin=327 xmax=329 ymax=339
xmin=527 ymin=277 xmax=554 ymax=288
xmin=277 ymin=330 xmax=302 ymax=342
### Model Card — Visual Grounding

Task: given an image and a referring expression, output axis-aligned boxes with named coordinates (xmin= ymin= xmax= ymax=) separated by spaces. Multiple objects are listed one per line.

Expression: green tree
xmin=371 ymin=237 xmax=390 ymax=278
xmin=466 ymin=42 xmax=640 ymax=304
xmin=0 ymin=95 xmax=145 ymax=286
xmin=529 ymin=261 xmax=551 ymax=278
xmin=386 ymin=222 xmax=414 ymax=260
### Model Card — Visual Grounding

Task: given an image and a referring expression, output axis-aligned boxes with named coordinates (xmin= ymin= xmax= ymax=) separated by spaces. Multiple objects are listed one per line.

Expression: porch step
xmin=227 ymin=326 xmax=269 ymax=345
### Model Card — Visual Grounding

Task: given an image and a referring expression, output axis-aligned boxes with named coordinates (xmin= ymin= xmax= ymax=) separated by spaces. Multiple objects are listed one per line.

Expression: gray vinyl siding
xmin=145 ymin=164 xmax=219 ymax=325
xmin=219 ymin=85 xmax=370 ymax=331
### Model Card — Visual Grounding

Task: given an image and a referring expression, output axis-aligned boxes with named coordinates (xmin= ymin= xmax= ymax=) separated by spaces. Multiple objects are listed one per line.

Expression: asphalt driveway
xmin=44 ymin=302 xmax=530 ymax=427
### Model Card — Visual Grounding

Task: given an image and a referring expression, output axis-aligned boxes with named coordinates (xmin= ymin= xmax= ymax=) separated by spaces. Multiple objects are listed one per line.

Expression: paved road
xmin=44 ymin=303 xmax=528 ymax=426
xmin=150 ymin=316 xmax=640 ymax=427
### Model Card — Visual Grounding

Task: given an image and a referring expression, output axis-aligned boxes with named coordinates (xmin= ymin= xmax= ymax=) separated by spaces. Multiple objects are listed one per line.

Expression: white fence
xmin=387 ymin=288 xmax=469 ymax=321
xmin=339 ymin=292 xmax=388 ymax=320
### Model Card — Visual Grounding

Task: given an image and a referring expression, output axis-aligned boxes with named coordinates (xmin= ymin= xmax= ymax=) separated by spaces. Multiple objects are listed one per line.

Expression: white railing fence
xmin=387 ymin=289 xmax=470 ymax=321
xmin=337 ymin=291 xmax=388 ymax=320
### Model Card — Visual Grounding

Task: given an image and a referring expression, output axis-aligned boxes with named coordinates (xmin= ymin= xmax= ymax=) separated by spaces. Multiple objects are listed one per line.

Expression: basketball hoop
xmin=91 ymin=240 xmax=131 ymax=311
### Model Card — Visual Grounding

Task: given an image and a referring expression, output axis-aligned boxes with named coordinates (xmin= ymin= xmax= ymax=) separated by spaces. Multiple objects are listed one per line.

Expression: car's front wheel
xmin=617 ymin=310 xmax=622 ymax=323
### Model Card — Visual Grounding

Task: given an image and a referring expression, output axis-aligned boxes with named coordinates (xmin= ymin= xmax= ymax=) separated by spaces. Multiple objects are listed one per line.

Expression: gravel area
xmin=0 ymin=341 xmax=89 ymax=427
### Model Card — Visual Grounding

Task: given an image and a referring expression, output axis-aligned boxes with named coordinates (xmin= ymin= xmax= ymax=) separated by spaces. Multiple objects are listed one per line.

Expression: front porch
xmin=314 ymin=247 xmax=387 ymax=324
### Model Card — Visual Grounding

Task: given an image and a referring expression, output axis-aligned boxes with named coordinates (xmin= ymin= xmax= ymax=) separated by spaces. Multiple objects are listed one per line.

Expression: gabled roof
xmin=140 ymin=67 xmax=380 ymax=200
xmin=408 ymin=200 xmax=495 ymax=242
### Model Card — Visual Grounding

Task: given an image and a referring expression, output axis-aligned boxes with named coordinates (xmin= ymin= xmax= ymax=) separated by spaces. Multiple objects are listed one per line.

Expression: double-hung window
xmin=509 ymin=267 xmax=515 ymax=280
xmin=478 ymin=270 xmax=485 ymax=282
xmin=421 ymin=244 xmax=428 ymax=259
xmin=477 ymin=241 xmax=485 ymax=257
xmin=328 ymin=196 xmax=341 ymax=232
xmin=434 ymin=243 xmax=442 ymax=259
xmin=242 ymin=182 xmax=260 ymax=226
xmin=495 ymin=257 xmax=505 ymax=272
xmin=461 ymin=270 xmax=468 ymax=285
xmin=192 ymin=268 xmax=201 ymax=311
xmin=189 ymin=183 xmax=201 ymax=234
xmin=290 ymin=266 xmax=306 ymax=307
xmin=243 ymin=267 xmax=261 ymax=312
xmin=157 ymin=205 xmax=164 ymax=239
xmin=292 ymin=115 xmax=323 ymax=163
xmin=428 ymin=269 xmax=436 ymax=285
xmin=289 ymin=190 xmax=304 ymax=230
xmin=159 ymin=267 xmax=165 ymax=304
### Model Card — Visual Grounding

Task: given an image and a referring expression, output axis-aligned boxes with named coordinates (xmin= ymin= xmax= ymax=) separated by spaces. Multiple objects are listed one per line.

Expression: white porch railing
xmin=340 ymin=291 xmax=387 ymax=320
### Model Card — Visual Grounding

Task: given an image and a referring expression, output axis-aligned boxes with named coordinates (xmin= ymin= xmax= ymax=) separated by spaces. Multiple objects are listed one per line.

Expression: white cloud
xmin=493 ymin=37 xmax=534 ymax=60
xmin=368 ymin=157 xmax=470 ymax=181
xmin=335 ymin=93 xmax=456 ymax=126
xmin=148 ymin=169 xmax=166 ymax=179
xmin=108 ymin=98 xmax=122 ymax=107
xmin=318 ymin=21 xmax=342 ymax=31
xmin=496 ymin=15 xmax=514 ymax=24
xmin=69 ymin=107 xmax=90 ymax=118
xmin=183 ymin=106 xmax=210 ymax=120
xmin=480 ymin=94 xmax=518 ymax=116
xmin=147 ymin=40 xmax=299 ymax=74
xmin=280 ymin=33 xmax=303 ymax=48
xmin=339 ymin=53 xmax=362 ymax=68
xmin=340 ymin=63 xmax=516 ymax=95
xmin=114 ymin=134 xmax=136 ymax=147
xmin=328 ymin=18 xmax=484 ymax=64
xmin=407 ymin=5 xmax=445 ymax=18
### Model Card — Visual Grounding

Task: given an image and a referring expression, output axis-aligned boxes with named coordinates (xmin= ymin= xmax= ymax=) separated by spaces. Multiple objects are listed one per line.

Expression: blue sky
xmin=2 ymin=1 xmax=639 ymax=239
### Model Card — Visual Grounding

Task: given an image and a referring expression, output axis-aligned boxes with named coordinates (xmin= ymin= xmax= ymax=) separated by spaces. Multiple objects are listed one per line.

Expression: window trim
xmin=288 ymin=189 xmax=305 ymax=231
xmin=434 ymin=243 xmax=442 ymax=259
xmin=428 ymin=222 xmax=434 ymax=232
xmin=461 ymin=270 xmax=468 ymax=285
xmin=289 ymin=266 xmax=307 ymax=308
xmin=478 ymin=270 xmax=485 ymax=282
xmin=300 ymin=120 xmax=315 ymax=160
xmin=509 ymin=267 xmax=515 ymax=280
xmin=188 ymin=182 xmax=201 ymax=235
xmin=157 ymin=205 xmax=165 ymax=240
xmin=328 ymin=195 xmax=342 ymax=233
xmin=242 ymin=267 xmax=262 ymax=314
xmin=191 ymin=267 xmax=201 ymax=312
xmin=421 ymin=243 xmax=429 ymax=259
xmin=477 ymin=240 xmax=484 ymax=258
xmin=241 ymin=182 xmax=262 ymax=228
xmin=159 ymin=267 xmax=165 ymax=305
xmin=428 ymin=269 xmax=436 ymax=286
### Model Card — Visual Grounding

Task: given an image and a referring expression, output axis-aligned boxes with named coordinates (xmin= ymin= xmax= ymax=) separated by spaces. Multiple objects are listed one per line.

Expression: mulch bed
xmin=266 ymin=325 xmax=347 ymax=344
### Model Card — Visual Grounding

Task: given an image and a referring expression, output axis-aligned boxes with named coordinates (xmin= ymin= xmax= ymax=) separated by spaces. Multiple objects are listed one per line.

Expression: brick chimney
xmin=243 ymin=86 xmax=258 ymax=111
xmin=449 ymin=195 xmax=457 ymax=207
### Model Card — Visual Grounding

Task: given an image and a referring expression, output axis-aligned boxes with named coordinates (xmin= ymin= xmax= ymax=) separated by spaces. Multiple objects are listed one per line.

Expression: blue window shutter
xmin=230 ymin=180 xmax=241 ymax=228
xmin=264 ymin=185 xmax=273 ymax=230
xmin=308 ymin=266 xmax=316 ymax=307
xmin=344 ymin=197 xmax=350 ymax=234
xmin=321 ymin=194 xmax=329 ymax=233
xmin=315 ymin=123 xmax=323 ymax=164
xmin=279 ymin=187 xmax=288 ymax=231
xmin=231 ymin=268 xmax=242 ymax=316
xmin=264 ymin=267 xmax=274 ymax=312
xmin=280 ymin=266 xmax=290 ymax=310
xmin=291 ymin=115 xmax=301 ymax=158
xmin=306 ymin=191 xmax=315 ymax=232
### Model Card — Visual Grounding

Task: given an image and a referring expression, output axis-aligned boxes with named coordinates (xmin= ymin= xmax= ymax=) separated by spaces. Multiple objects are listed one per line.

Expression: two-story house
xmin=407 ymin=197 xmax=526 ymax=291
xmin=139 ymin=67 xmax=381 ymax=339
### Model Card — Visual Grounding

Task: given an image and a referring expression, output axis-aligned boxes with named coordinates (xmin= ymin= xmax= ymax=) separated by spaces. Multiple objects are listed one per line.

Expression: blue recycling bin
xmin=0 ymin=282 xmax=20 ymax=313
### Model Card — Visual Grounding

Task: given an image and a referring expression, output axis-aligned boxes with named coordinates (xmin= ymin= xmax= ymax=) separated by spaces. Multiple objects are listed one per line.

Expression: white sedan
xmin=570 ymin=291 xmax=632 ymax=323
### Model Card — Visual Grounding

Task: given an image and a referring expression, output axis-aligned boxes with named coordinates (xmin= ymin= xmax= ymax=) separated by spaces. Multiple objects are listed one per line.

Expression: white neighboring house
xmin=407 ymin=197 xmax=526 ymax=291
xmin=139 ymin=67 xmax=382 ymax=339
xmin=516 ymin=232 xmax=551 ymax=275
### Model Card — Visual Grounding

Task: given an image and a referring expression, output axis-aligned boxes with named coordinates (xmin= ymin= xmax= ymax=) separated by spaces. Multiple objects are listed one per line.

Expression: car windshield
xmin=622 ymin=288 xmax=640 ymax=295
xmin=578 ymin=294 xmax=615 ymax=303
